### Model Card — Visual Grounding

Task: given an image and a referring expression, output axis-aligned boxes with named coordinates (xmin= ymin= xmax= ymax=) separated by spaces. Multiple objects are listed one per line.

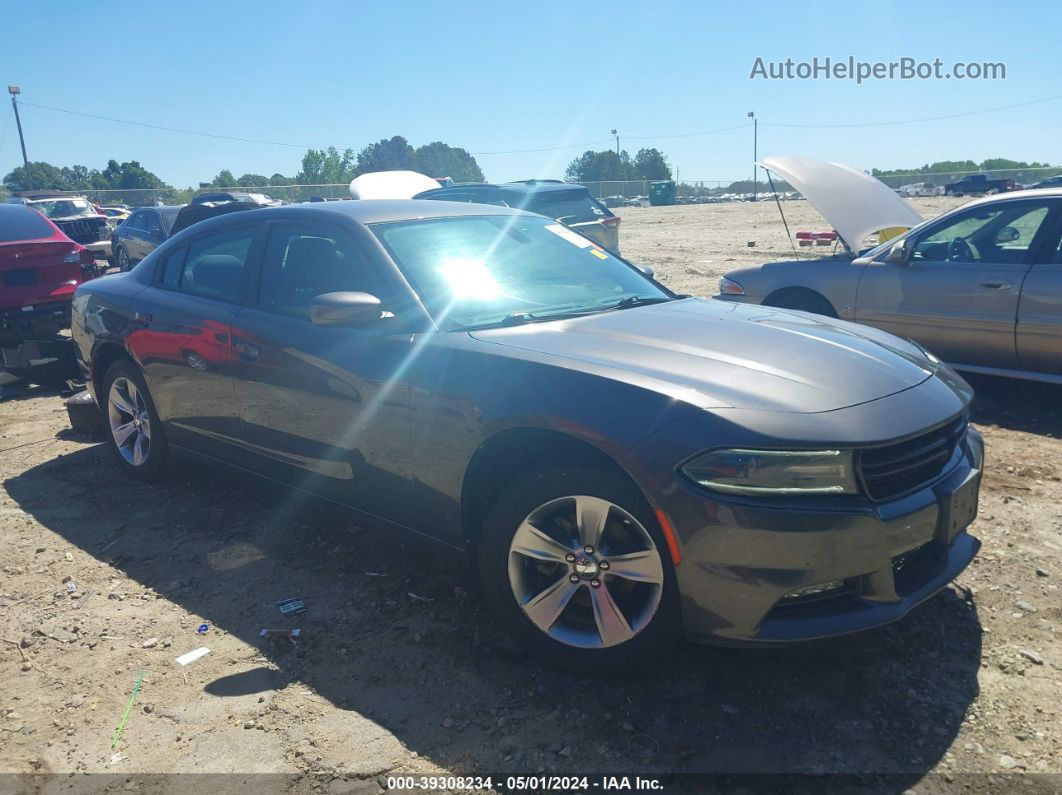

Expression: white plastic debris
xmin=175 ymin=647 xmax=210 ymax=666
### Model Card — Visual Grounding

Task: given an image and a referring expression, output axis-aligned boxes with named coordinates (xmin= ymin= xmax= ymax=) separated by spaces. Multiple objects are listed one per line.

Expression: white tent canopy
xmin=758 ymin=156 xmax=923 ymax=252
xmin=349 ymin=170 xmax=440 ymax=200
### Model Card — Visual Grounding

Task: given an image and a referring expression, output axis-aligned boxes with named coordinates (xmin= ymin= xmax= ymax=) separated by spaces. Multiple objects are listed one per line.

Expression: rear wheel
xmin=102 ymin=360 xmax=168 ymax=481
xmin=479 ymin=466 xmax=681 ymax=672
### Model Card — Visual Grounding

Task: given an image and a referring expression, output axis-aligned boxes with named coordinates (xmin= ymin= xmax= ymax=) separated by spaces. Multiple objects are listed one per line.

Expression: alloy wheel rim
xmin=507 ymin=495 xmax=664 ymax=649
xmin=118 ymin=248 xmax=128 ymax=269
xmin=107 ymin=376 xmax=151 ymax=466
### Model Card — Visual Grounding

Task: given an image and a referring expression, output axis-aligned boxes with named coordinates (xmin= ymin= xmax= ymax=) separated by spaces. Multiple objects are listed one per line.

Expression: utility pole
xmin=8 ymin=85 xmax=32 ymax=191
xmin=611 ymin=129 xmax=619 ymax=157
xmin=747 ymin=111 xmax=757 ymax=201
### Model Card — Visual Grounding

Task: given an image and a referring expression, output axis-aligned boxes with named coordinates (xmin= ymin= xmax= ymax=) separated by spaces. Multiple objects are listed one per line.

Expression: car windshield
xmin=372 ymin=214 xmax=669 ymax=330
xmin=30 ymin=198 xmax=96 ymax=219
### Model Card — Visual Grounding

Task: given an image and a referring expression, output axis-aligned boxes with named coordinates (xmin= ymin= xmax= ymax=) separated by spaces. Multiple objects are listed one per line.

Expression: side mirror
xmin=888 ymin=238 xmax=911 ymax=264
xmin=636 ymin=262 xmax=655 ymax=278
xmin=310 ymin=291 xmax=383 ymax=327
xmin=995 ymin=226 xmax=1020 ymax=243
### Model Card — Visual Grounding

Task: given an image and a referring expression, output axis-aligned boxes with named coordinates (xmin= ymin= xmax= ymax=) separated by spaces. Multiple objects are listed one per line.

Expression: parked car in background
xmin=1 ymin=204 xmax=97 ymax=343
xmin=719 ymin=187 xmax=1062 ymax=384
xmin=99 ymin=206 xmax=132 ymax=227
xmin=112 ymin=206 xmax=183 ymax=271
xmin=1027 ymin=175 xmax=1062 ymax=190
xmin=413 ymin=179 xmax=621 ymax=253
xmin=898 ymin=182 xmax=944 ymax=197
xmin=944 ymin=174 xmax=1017 ymax=196
xmin=190 ymin=192 xmax=280 ymax=207
xmin=74 ymin=199 xmax=982 ymax=670
xmin=8 ymin=193 xmax=112 ymax=261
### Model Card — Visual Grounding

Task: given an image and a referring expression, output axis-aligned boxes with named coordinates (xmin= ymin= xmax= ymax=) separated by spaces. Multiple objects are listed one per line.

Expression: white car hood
xmin=759 ymin=155 xmax=923 ymax=252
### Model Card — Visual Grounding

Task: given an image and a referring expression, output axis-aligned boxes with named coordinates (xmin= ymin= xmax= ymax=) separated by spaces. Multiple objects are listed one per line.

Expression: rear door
xmin=855 ymin=198 xmax=1057 ymax=368
xmin=229 ymin=219 xmax=417 ymax=523
xmin=122 ymin=212 xmax=146 ymax=261
xmin=127 ymin=223 xmax=262 ymax=462
xmin=1016 ymin=205 xmax=1062 ymax=375
xmin=139 ymin=210 xmax=165 ymax=260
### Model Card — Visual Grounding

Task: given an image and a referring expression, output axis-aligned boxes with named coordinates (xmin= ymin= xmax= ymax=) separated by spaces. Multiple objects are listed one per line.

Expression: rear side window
xmin=160 ymin=245 xmax=189 ymax=288
xmin=178 ymin=227 xmax=255 ymax=303
xmin=142 ymin=212 xmax=162 ymax=234
xmin=0 ymin=207 xmax=55 ymax=242
xmin=524 ymin=191 xmax=609 ymax=223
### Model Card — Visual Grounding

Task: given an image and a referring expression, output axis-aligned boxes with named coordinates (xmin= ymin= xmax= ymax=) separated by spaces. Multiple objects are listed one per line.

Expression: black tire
xmin=478 ymin=465 xmax=682 ymax=672
xmin=116 ymin=246 xmax=130 ymax=272
xmin=101 ymin=359 xmax=169 ymax=481
xmin=764 ymin=290 xmax=838 ymax=318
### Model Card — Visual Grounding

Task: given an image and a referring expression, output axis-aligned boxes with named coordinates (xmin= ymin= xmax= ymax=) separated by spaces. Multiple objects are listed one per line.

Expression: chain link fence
xmin=15 ymin=167 xmax=1062 ymax=208
xmin=582 ymin=168 xmax=1062 ymax=201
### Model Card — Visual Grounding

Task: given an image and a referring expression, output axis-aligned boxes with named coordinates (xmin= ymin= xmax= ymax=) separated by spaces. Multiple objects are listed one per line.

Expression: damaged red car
xmin=1 ymin=203 xmax=98 ymax=344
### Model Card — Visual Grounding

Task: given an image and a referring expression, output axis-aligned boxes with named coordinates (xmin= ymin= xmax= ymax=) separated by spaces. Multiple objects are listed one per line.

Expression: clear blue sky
xmin=3 ymin=0 xmax=1059 ymax=187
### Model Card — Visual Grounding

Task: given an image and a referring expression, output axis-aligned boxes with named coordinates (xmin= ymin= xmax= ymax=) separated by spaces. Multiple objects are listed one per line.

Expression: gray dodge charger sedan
xmin=72 ymin=200 xmax=983 ymax=670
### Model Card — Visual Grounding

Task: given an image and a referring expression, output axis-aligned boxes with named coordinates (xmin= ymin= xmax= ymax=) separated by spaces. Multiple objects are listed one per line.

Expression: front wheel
xmin=479 ymin=466 xmax=681 ymax=672
xmin=102 ymin=360 xmax=169 ymax=481
xmin=116 ymin=246 xmax=130 ymax=272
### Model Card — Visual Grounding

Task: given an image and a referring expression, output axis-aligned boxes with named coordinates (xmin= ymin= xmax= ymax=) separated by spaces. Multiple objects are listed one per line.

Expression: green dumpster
xmin=649 ymin=180 xmax=676 ymax=206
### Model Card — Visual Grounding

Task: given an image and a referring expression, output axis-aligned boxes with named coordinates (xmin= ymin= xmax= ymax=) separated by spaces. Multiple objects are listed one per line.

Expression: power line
xmin=19 ymin=101 xmax=320 ymax=148
xmin=760 ymin=94 xmax=1062 ymax=129
xmin=471 ymin=138 xmax=614 ymax=155
xmin=624 ymin=122 xmax=753 ymax=140
xmin=15 ymin=93 xmax=1062 ymax=159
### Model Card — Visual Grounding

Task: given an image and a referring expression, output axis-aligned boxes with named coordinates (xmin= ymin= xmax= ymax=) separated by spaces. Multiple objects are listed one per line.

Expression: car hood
xmin=759 ymin=155 xmax=923 ymax=252
xmin=468 ymin=298 xmax=936 ymax=414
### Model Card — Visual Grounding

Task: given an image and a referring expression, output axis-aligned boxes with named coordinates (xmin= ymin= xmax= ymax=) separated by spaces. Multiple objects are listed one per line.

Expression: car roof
xmin=959 ymin=187 xmax=1062 ymax=208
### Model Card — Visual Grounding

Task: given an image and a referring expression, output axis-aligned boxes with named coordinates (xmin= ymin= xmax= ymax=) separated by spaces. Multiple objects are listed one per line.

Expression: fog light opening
xmin=781 ymin=580 xmax=845 ymax=600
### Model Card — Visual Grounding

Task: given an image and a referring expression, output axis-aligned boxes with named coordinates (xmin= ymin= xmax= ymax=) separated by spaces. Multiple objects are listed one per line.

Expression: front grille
xmin=859 ymin=415 xmax=968 ymax=501
xmin=892 ymin=543 xmax=944 ymax=597
xmin=57 ymin=219 xmax=108 ymax=245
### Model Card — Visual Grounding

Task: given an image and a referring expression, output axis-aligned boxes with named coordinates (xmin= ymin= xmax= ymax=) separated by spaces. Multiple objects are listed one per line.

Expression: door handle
xmin=234 ymin=340 xmax=260 ymax=362
xmin=979 ymin=280 xmax=1011 ymax=290
xmin=134 ymin=311 xmax=153 ymax=325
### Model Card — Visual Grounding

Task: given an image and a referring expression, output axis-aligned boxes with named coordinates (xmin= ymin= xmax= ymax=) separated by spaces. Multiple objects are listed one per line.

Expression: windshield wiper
xmin=604 ymin=295 xmax=674 ymax=311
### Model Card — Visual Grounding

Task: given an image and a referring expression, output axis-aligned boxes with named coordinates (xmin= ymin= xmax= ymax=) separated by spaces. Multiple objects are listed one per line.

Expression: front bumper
xmin=82 ymin=240 xmax=113 ymax=258
xmin=665 ymin=427 xmax=983 ymax=644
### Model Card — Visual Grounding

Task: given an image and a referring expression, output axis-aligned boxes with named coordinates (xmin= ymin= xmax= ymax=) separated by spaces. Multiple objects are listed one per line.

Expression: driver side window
xmin=913 ymin=203 xmax=1050 ymax=264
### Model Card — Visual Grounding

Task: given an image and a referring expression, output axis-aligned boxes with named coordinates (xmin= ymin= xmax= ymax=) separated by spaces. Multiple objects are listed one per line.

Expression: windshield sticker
xmin=544 ymin=223 xmax=592 ymax=248
xmin=589 ymin=249 xmax=608 ymax=260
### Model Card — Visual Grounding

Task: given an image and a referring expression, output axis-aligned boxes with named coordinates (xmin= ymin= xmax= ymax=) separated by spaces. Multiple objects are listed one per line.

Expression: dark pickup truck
xmin=944 ymin=174 xmax=1017 ymax=196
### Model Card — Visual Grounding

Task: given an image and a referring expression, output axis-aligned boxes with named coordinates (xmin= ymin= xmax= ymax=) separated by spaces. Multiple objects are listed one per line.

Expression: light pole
xmin=611 ymin=128 xmax=619 ymax=157
xmin=8 ymin=85 xmax=32 ymax=191
xmin=747 ymin=111 xmax=757 ymax=201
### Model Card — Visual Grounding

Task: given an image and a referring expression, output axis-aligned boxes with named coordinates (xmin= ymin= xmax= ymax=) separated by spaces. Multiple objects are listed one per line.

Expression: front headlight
xmin=718 ymin=276 xmax=746 ymax=295
xmin=681 ymin=448 xmax=858 ymax=496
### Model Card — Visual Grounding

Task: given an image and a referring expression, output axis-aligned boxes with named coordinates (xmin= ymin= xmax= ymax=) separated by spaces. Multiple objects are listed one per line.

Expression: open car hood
xmin=759 ymin=155 xmax=923 ymax=252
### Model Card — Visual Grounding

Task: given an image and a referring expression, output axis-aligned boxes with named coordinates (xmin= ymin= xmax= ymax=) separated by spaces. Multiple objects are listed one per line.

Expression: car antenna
xmin=766 ymin=167 xmax=798 ymax=256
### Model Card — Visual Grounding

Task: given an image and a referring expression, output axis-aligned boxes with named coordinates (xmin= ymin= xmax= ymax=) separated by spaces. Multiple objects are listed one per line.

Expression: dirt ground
xmin=1 ymin=200 xmax=1060 ymax=793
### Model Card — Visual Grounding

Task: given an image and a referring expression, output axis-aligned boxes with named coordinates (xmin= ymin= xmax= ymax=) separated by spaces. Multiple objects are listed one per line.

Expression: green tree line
xmin=1 ymin=135 xmax=485 ymax=203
